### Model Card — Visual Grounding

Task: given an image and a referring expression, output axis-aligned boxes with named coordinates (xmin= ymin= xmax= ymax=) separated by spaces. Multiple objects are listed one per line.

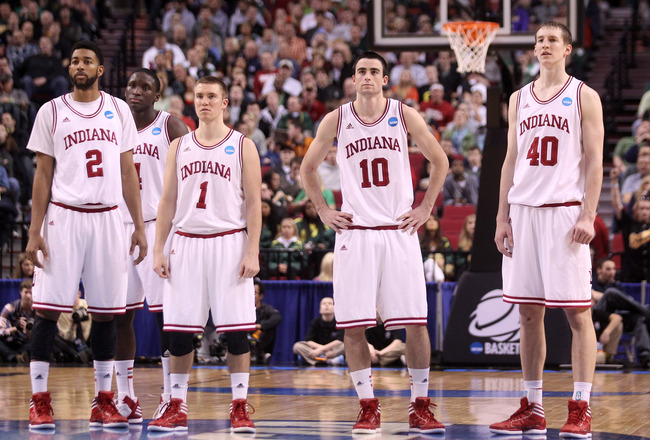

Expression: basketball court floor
xmin=1 ymin=364 xmax=649 ymax=439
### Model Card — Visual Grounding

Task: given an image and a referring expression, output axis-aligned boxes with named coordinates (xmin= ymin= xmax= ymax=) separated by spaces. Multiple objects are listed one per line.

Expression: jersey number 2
xmin=86 ymin=150 xmax=103 ymax=177
xmin=360 ymin=158 xmax=390 ymax=188
xmin=526 ymin=136 xmax=558 ymax=166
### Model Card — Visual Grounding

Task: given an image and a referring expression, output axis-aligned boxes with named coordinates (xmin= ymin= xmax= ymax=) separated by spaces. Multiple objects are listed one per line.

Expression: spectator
xmin=267 ymin=217 xmax=305 ymax=279
xmin=283 ymin=116 xmax=314 ymax=157
xmin=611 ymin=168 xmax=650 ymax=282
xmin=441 ymin=110 xmax=477 ymax=155
xmin=260 ymin=198 xmax=280 ymax=249
xmin=54 ymin=289 xmax=92 ymax=364
xmin=260 ymin=58 xmax=302 ymax=103
xmin=5 ymin=29 xmax=39 ymax=71
xmin=281 ymin=21 xmax=308 ymax=66
xmin=301 ymin=83 xmax=327 ymax=127
xmin=142 ymin=31 xmax=186 ymax=70
xmin=366 ymin=317 xmax=406 ymax=367
xmin=391 ymin=69 xmax=420 ymax=104
xmin=11 ymin=253 xmax=34 ymax=279
xmin=16 ymin=36 xmax=68 ymax=103
xmin=253 ymin=50 xmax=278 ymax=99
xmin=169 ymin=23 xmax=191 ymax=54
xmin=456 ymin=213 xmax=475 ymax=278
xmin=264 ymin=169 xmax=289 ymax=210
xmin=292 ymin=297 xmax=345 ymax=365
xmin=295 ymin=200 xmax=335 ymax=251
xmin=591 ymin=213 xmax=610 ymax=264
xmin=390 ymin=51 xmax=428 ymax=89
xmin=168 ymin=95 xmax=196 ymax=131
xmin=436 ymin=50 xmax=462 ymax=101
xmin=314 ymin=252 xmax=334 ymax=281
xmin=273 ymin=143 xmax=296 ymax=191
xmin=420 ymin=213 xmax=453 ymax=277
xmin=328 ymin=49 xmax=353 ymax=93
xmin=240 ymin=111 xmax=267 ymax=156
xmin=162 ymin=0 xmax=196 ymax=35
xmin=260 ymin=90 xmax=288 ymax=132
xmin=443 ymin=156 xmax=479 ymax=206
xmin=250 ymin=279 xmax=282 ymax=365
xmin=621 ymin=150 xmax=650 ymax=205
xmin=59 ymin=6 xmax=82 ymax=44
xmin=0 ymin=160 xmax=16 ymax=248
xmin=0 ymin=278 xmax=34 ymax=363
xmin=418 ymin=64 xmax=439 ymax=101
xmin=591 ymin=258 xmax=650 ymax=367
xmin=466 ymin=145 xmax=482 ymax=179
xmin=420 ymin=83 xmax=455 ymax=131
xmin=317 ymin=145 xmax=340 ymax=191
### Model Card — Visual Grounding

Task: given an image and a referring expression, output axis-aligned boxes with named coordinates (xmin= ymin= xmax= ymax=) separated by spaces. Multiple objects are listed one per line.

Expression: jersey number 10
xmin=359 ymin=158 xmax=390 ymax=188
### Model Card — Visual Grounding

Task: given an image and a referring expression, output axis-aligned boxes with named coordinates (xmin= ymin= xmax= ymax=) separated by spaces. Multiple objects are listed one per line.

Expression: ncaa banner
xmin=442 ymin=271 xmax=572 ymax=366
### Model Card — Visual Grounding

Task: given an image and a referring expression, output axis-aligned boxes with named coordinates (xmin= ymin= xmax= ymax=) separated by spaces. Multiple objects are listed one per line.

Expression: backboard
xmin=369 ymin=0 xmax=583 ymax=51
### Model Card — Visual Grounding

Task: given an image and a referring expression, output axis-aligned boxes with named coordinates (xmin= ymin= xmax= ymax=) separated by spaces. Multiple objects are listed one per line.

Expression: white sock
xmin=231 ymin=373 xmax=249 ymax=400
xmin=161 ymin=355 xmax=171 ymax=395
xmin=350 ymin=368 xmax=374 ymax=399
xmin=30 ymin=361 xmax=50 ymax=393
xmin=115 ymin=359 xmax=135 ymax=399
xmin=170 ymin=373 xmax=189 ymax=402
xmin=524 ymin=380 xmax=543 ymax=406
xmin=94 ymin=360 xmax=114 ymax=395
xmin=573 ymin=382 xmax=592 ymax=403
xmin=408 ymin=368 xmax=430 ymax=402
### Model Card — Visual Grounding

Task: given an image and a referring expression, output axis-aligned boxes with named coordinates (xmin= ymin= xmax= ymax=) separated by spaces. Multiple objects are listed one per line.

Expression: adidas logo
xmin=183 ymin=147 xmax=191 ymax=152
xmin=356 ymin=381 xmax=364 ymax=386
xmin=173 ymin=384 xmax=181 ymax=388
xmin=170 ymin=249 xmax=176 ymax=255
xmin=35 ymin=374 xmax=43 ymax=380
xmin=340 ymin=245 xmax=348 ymax=251
xmin=524 ymin=103 xmax=530 ymax=109
xmin=103 ymin=373 xmax=111 ymax=378
xmin=116 ymin=372 xmax=121 ymax=376
xmin=62 ymin=117 xmax=71 ymax=123
xmin=236 ymin=383 xmax=245 ymax=388
xmin=346 ymin=123 xmax=354 ymax=129
xmin=48 ymin=220 xmax=54 ymax=226
xmin=421 ymin=378 xmax=428 ymax=383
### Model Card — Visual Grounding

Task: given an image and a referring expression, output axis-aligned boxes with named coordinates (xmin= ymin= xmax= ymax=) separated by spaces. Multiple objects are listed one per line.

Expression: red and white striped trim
xmin=503 ymin=294 xmax=591 ymax=308
xmin=33 ymin=302 xmax=73 ymax=313
xmin=336 ymin=318 xmax=376 ymax=329
xmin=216 ymin=322 xmax=257 ymax=332
xmin=86 ymin=305 xmax=127 ymax=315
xmin=163 ymin=324 xmax=204 ymax=333
xmin=383 ymin=317 xmax=427 ymax=330
xmin=125 ymin=301 xmax=145 ymax=311
xmin=148 ymin=304 xmax=163 ymax=313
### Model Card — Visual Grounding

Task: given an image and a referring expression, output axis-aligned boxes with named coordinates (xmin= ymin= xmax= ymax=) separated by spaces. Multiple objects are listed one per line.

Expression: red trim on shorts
xmin=33 ymin=302 xmax=73 ymax=313
xmin=216 ymin=323 xmax=257 ymax=332
xmin=503 ymin=294 xmax=591 ymax=308
xmin=537 ymin=201 xmax=582 ymax=208
xmin=175 ymin=228 xmax=244 ymax=238
xmin=383 ymin=317 xmax=428 ymax=329
xmin=347 ymin=225 xmax=400 ymax=230
xmin=51 ymin=201 xmax=118 ymax=212
xmin=163 ymin=324 xmax=204 ymax=333
xmin=336 ymin=318 xmax=377 ymax=329
xmin=125 ymin=301 xmax=145 ymax=311
xmin=148 ymin=304 xmax=163 ymax=312
xmin=86 ymin=305 xmax=126 ymax=314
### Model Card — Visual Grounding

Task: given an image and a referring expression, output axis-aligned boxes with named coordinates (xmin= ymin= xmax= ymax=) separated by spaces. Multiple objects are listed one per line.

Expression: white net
xmin=442 ymin=21 xmax=499 ymax=74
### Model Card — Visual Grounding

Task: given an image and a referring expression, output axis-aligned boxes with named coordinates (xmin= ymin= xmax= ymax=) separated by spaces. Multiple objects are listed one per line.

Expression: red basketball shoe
xmin=148 ymin=398 xmax=188 ymax=432
xmin=230 ymin=399 xmax=256 ymax=433
xmin=489 ymin=397 xmax=547 ymax=435
xmin=90 ymin=391 xmax=129 ymax=428
xmin=409 ymin=397 xmax=445 ymax=434
xmin=560 ymin=399 xmax=591 ymax=438
xmin=352 ymin=398 xmax=381 ymax=434
xmin=29 ymin=392 xmax=55 ymax=430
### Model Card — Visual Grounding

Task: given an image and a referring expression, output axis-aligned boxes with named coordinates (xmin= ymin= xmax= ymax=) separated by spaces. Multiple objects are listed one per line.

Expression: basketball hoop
xmin=442 ymin=21 xmax=499 ymax=74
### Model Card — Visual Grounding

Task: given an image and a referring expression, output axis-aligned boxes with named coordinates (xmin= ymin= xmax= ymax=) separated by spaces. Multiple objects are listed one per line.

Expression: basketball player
xmin=491 ymin=21 xmax=603 ymax=438
xmin=25 ymin=41 xmax=146 ymax=430
xmin=148 ymin=76 xmax=261 ymax=433
xmin=113 ymin=69 xmax=189 ymax=424
xmin=300 ymin=51 xmax=449 ymax=434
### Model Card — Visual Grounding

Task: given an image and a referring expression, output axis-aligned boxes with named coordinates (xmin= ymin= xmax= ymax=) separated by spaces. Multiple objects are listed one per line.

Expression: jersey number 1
xmin=360 ymin=158 xmax=390 ymax=188
xmin=196 ymin=181 xmax=208 ymax=209
xmin=526 ymin=136 xmax=558 ymax=166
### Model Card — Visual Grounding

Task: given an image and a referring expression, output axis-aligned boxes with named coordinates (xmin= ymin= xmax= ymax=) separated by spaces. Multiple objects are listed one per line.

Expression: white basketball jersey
xmin=172 ymin=129 xmax=247 ymax=234
xmin=120 ymin=111 xmax=171 ymax=223
xmin=508 ymin=77 xmax=585 ymax=206
xmin=336 ymin=99 xmax=413 ymax=226
xmin=27 ymin=92 xmax=139 ymax=207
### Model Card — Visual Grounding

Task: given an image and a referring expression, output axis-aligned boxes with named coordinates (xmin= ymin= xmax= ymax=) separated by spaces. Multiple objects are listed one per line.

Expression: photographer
xmin=54 ymin=290 xmax=92 ymax=363
xmin=0 ymin=278 xmax=35 ymax=363
xmin=250 ymin=279 xmax=282 ymax=365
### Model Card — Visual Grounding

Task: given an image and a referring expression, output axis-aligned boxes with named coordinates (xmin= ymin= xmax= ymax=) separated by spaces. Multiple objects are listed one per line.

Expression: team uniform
xmin=503 ymin=76 xmax=592 ymax=307
xmin=27 ymin=92 xmax=140 ymax=314
xmin=333 ymin=99 xmax=427 ymax=330
xmin=162 ymin=129 xmax=256 ymax=333
xmin=120 ymin=111 xmax=171 ymax=311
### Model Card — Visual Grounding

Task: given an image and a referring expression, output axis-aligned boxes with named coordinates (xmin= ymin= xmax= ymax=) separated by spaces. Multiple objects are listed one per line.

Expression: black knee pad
xmin=30 ymin=316 xmax=58 ymax=361
xmin=226 ymin=331 xmax=250 ymax=355
xmin=91 ymin=319 xmax=117 ymax=361
xmin=168 ymin=332 xmax=194 ymax=357
xmin=155 ymin=312 xmax=170 ymax=354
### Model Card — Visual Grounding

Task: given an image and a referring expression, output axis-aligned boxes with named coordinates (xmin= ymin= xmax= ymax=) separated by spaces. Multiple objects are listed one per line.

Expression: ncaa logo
xmin=470 ymin=342 xmax=483 ymax=354
xmin=104 ymin=111 xmax=114 ymax=119
xmin=152 ymin=127 xmax=162 ymax=135
xmin=562 ymin=97 xmax=573 ymax=106
xmin=388 ymin=117 xmax=398 ymax=127
xmin=468 ymin=289 xmax=520 ymax=342
xmin=225 ymin=145 xmax=235 ymax=155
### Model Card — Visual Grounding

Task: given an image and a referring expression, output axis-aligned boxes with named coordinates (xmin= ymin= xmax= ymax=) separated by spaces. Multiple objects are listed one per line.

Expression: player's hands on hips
xmin=398 ymin=205 xmax=430 ymax=235
xmin=570 ymin=217 xmax=595 ymax=245
xmin=239 ymin=253 xmax=260 ymax=279
xmin=26 ymin=233 xmax=48 ymax=268
xmin=130 ymin=229 xmax=148 ymax=265
xmin=495 ymin=219 xmax=514 ymax=257
xmin=319 ymin=207 xmax=353 ymax=233
xmin=153 ymin=252 xmax=170 ymax=279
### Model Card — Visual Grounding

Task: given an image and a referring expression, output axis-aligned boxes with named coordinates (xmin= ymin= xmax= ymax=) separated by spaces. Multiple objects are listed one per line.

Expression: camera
xmin=25 ymin=318 xmax=35 ymax=331
xmin=72 ymin=307 xmax=89 ymax=323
